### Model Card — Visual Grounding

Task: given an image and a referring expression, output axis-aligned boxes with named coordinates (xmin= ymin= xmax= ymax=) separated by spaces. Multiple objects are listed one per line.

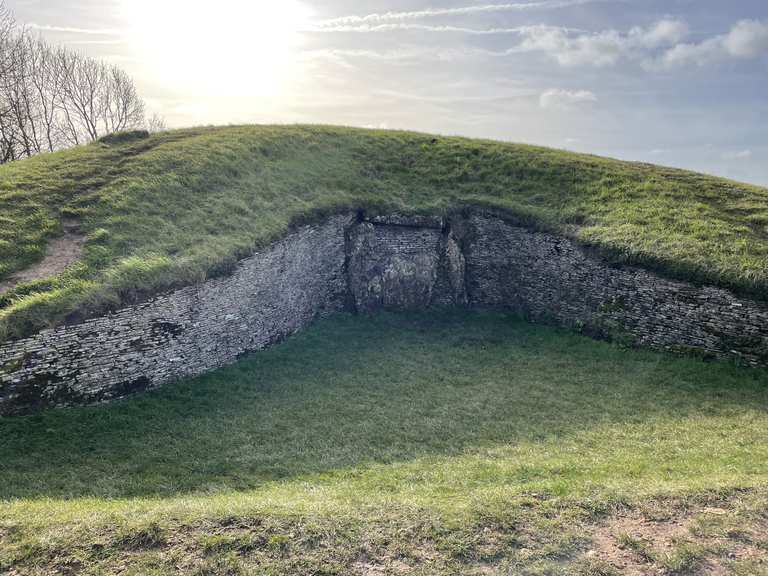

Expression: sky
xmin=6 ymin=0 xmax=768 ymax=185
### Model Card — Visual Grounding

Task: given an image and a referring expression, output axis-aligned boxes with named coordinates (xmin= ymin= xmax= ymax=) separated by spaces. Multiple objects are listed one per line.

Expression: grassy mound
xmin=2 ymin=125 xmax=768 ymax=342
xmin=2 ymin=311 xmax=768 ymax=574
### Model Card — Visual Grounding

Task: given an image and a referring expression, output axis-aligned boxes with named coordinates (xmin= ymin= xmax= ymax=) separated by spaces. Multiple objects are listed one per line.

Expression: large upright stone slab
xmin=346 ymin=215 xmax=466 ymax=314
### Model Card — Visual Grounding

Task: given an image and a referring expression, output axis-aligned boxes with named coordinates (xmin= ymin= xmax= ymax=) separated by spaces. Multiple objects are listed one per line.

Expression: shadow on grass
xmin=1 ymin=309 xmax=767 ymax=501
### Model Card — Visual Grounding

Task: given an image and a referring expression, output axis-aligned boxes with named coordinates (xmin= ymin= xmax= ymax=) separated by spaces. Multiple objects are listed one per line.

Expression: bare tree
xmin=28 ymin=37 xmax=66 ymax=152
xmin=54 ymin=50 xmax=148 ymax=145
xmin=103 ymin=64 xmax=146 ymax=134
xmin=0 ymin=0 xmax=163 ymax=164
xmin=59 ymin=51 xmax=105 ymax=142
xmin=146 ymin=112 xmax=166 ymax=133
xmin=2 ymin=31 xmax=47 ymax=158
xmin=0 ymin=1 xmax=13 ymax=82
xmin=0 ymin=2 xmax=14 ymax=79
xmin=0 ymin=1 xmax=20 ymax=161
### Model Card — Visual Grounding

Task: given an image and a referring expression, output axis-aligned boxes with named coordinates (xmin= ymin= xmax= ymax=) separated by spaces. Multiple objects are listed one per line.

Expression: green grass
xmin=2 ymin=125 xmax=768 ymax=341
xmin=2 ymin=310 xmax=768 ymax=574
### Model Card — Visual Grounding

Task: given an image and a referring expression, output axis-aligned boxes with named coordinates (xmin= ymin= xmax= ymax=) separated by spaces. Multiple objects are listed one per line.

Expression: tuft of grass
xmin=115 ymin=521 xmax=166 ymax=550
xmin=617 ymin=532 xmax=656 ymax=563
xmin=2 ymin=124 xmax=768 ymax=341
xmin=573 ymin=557 xmax=622 ymax=576
xmin=198 ymin=533 xmax=258 ymax=556
xmin=659 ymin=541 xmax=707 ymax=575
xmin=98 ymin=129 xmax=150 ymax=146
xmin=191 ymin=553 xmax=246 ymax=576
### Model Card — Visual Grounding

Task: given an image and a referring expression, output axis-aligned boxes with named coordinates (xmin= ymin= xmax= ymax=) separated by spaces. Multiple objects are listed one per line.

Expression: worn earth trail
xmin=0 ymin=220 xmax=84 ymax=296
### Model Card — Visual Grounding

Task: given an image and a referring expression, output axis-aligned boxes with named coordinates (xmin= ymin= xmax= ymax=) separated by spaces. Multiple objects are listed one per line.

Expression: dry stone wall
xmin=3 ymin=210 xmax=768 ymax=415
xmin=0 ymin=215 xmax=353 ymax=415
xmin=461 ymin=214 xmax=768 ymax=364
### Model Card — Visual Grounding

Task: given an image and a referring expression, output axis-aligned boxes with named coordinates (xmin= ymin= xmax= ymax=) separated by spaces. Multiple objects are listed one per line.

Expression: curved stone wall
xmin=462 ymin=214 xmax=768 ymax=361
xmin=2 ymin=211 xmax=768 ymax=415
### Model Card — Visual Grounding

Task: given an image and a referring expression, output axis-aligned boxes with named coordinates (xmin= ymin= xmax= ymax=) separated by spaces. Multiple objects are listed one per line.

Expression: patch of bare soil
xmin=0 ymin=220 xmax=84 ymax=296
xmin=352 ymin=558 xmax=413 ymax=575
xmin=589 ymin=512 xmax=689 ymax=575
xmin=352 ymin=539 xmax=441 ymax=575
xmin=585 ymin=501 xmax=768 ymax=575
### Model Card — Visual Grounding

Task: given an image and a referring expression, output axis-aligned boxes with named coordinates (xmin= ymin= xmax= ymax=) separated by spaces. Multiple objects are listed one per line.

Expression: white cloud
xmin=722 ymin=149 xmax=753 ymax=160
xmin=310 ymin=5 xmax=740 ymax=78
xmin=539 ymin=88 xmax=597 ymax=109
xmin=631 ymin=19 xmax=688 ymax=48
xmin=724 ymin=20 xmax=768 ymax=58
xmin=511 ymin=18 xmax=768 ymax=70
xmin=314 ymin=0 xmax=607 ymax=28
xmin=300 ymin=48 xmax=425 ymax=65
xmin=516 ymin=26 xmax=622 ymax=66
xmin=653 ymin=20 xmax=768 ymax=69
xmin=657 ymin=40 xmax=721 ymax=68
xmin=309 ymin=23 xmax=539 ymax=35
xmin=300 ymin=45 xmax=516 ymax=66
xmin=513 ymin=19 xmax=686 ymax=67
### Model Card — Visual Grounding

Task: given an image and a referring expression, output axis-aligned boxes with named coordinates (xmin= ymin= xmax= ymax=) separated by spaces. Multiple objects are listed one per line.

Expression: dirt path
xmin=0 ymin=221 xmax=85 ymax=295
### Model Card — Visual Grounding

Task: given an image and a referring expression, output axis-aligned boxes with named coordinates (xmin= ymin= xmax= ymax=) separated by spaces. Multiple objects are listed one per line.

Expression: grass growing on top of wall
xmin=2 ymin=310 xmax=768 ymax=574
xmin=2 ymin=124 xmax=768 ymax=341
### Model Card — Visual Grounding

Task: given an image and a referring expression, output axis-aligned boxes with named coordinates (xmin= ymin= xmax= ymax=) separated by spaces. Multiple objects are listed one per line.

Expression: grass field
xmin=2 ymin=125 xmax=768 ymax=342
xmin=2 ymin=310 xmax=768 ymax=575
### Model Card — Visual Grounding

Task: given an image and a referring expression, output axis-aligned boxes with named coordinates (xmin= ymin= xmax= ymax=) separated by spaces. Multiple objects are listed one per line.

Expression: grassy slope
xmin=2 ymin=125 xmax=768 ymax=341
xmin=2 ymin=311 xmax=768 ymax=574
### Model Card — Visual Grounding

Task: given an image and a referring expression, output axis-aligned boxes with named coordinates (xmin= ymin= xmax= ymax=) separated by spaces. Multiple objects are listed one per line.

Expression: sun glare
xmin=121 ymin=0 xmax=312 ymax=98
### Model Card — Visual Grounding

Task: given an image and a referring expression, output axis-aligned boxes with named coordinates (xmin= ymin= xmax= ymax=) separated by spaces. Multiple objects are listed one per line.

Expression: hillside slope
xmin=1 ymin=125 xmax=768 ymax=341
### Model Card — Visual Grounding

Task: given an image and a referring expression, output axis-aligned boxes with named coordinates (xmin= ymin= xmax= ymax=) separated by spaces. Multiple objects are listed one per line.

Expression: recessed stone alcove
xmin=2 ymin=210 xmax=768 ymax=415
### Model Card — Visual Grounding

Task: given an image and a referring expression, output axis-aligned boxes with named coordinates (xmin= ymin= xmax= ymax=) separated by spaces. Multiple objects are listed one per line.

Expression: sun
xmin=121 ymin=0 xmax=313 ymax=98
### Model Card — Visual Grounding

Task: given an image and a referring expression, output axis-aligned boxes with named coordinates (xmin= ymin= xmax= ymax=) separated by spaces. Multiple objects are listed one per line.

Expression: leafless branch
xmin=0 ymin=0 xmax=159 ymax=164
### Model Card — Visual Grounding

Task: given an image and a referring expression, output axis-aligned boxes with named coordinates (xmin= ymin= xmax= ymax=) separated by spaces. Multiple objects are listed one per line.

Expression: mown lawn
xmin=1 ymin=310 xmax=768 ymax=575
xmin=2 ymin=125 xmax=768 ymax=342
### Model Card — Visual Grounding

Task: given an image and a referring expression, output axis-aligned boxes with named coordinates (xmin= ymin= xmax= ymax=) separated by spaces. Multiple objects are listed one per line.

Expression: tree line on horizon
xmin=0 ymin=1 xmax=162 ymax=164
